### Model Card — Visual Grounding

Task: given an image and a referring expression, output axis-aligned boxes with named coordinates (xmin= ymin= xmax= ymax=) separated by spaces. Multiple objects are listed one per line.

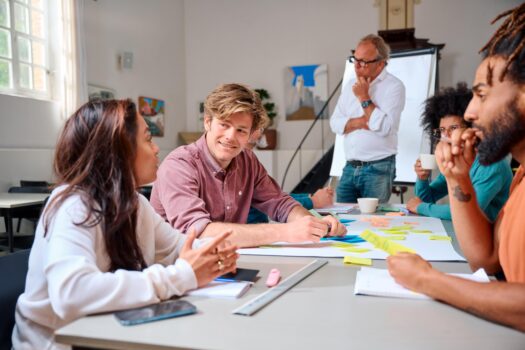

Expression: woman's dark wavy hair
xmin=480 ymin=3 xmax=525 ymax=85
xmin=44 ymin=99 xmax=146 ymax=272
xmin=420 ymin=82 xmax=473 ymax=137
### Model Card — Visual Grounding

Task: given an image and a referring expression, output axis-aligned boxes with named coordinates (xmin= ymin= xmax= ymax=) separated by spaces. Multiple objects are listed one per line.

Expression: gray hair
xmin=358 ymin=34 xmax=391 ymax=61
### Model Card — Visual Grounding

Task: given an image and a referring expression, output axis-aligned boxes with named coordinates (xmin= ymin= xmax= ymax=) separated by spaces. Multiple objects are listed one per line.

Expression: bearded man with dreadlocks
xmin=387 ymin=3 xmax=525 ymax=332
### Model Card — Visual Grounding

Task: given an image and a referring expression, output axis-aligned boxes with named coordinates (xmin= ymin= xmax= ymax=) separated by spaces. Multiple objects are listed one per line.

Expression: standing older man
xmin=388 ymin=3 xmax=525 ymax=331
xmin=330 ymin=34 xmax=405 ymax=204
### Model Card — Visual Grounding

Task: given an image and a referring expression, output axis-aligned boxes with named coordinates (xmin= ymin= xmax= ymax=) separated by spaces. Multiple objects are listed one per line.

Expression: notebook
xmin=187 ymin=281 xmax=252 ymax=298
xmin=354 ymin=267 xmax=490 ymax=300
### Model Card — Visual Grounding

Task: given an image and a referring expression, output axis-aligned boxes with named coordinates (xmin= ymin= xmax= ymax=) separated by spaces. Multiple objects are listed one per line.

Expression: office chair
xmin=0 ymin=249 xmax=30 ymax=350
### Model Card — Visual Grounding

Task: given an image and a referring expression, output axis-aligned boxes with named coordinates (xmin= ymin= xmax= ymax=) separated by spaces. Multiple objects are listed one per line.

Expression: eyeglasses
xmin=431 ymin=125 xmax=465 ymax=139
xmin=348 ymin=55 xmax=382 ymax=68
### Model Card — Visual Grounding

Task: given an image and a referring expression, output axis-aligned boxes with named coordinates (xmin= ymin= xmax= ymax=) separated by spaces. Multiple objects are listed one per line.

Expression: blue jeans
xmin=336 ymin=155 xmax=396 ymax=204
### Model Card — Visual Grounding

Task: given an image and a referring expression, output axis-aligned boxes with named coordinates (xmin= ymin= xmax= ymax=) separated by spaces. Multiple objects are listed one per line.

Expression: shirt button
xmin=238 ymin=191 xmax=242 ymax=196
xmin=226 ymin=206 xmax=230 ymax=210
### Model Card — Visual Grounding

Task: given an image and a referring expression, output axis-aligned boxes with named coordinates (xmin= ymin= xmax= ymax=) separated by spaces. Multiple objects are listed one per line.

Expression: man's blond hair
xmin=204 ymin=83 xmax=269 ymax=131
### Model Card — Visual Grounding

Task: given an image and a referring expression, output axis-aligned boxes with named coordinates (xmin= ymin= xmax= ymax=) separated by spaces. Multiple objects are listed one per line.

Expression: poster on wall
xmin=285 ymin=64 xmax=328 ymax=120
xmin=138 ymin=96 xmax=165 ymax=137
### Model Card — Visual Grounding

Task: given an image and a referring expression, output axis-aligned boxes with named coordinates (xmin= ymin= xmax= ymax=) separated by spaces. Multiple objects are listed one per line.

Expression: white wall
xmin=83 ymin=0 xmax=187 ymax=159
xmin=184 ymin=0 xmax=377 ymax=151
xmin=414 ymin=0 xmax=522 ymax=88
xmin=0 ymin=0 xmax=522 ymax=192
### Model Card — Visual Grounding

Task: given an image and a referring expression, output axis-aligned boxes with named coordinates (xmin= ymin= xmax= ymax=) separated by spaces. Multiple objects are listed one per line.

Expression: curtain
xmin=59 ymin=0 xmax=88 ymax=118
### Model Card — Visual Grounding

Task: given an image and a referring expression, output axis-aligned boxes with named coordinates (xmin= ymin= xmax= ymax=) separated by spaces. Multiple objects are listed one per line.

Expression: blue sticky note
xmin=321 ymin=235 xmax=365 ymax=244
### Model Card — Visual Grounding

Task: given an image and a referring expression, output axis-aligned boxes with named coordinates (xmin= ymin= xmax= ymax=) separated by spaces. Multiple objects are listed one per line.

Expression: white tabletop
xmin=0 ymin=193 xmax=49 ymax=209
xmin=55 ymin=255 xmax=525 ymax=350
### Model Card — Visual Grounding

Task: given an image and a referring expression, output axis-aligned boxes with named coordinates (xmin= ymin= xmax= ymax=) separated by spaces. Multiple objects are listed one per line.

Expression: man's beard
xmin=476 ymin=99 xmax=525 ymax=165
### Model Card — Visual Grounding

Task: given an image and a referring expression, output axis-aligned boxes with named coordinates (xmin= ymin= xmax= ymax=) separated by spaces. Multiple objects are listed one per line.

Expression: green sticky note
xmin=343 ymin=256 xmax=372 ymax=266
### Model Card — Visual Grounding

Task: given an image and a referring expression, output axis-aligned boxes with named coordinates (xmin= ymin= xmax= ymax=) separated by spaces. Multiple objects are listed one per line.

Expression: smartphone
xmin=215 ymin=268 xmax=259 ymax=283
xmin=114 ymin=300 xmax=197 ymax=326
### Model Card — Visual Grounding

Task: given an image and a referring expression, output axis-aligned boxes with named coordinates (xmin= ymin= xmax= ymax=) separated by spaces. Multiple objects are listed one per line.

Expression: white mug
xmin=420 ymin=153 xmax=437 ymax=170
xmin=357 ymin=198 xmax=379 ymax=214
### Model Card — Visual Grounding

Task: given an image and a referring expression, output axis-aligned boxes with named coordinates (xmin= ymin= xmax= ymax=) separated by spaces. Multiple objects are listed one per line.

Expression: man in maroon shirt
xmin=151 ymin=83 xmax=346 ymax=248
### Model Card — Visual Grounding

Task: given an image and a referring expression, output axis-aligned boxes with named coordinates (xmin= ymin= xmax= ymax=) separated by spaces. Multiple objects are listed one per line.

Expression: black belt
xmin=347 ymin=155 xmax=394 ymax=167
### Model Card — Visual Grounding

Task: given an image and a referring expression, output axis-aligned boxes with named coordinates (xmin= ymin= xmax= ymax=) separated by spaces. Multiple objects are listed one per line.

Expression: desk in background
xmin=0 ymin=193 xmax=49 ymax=252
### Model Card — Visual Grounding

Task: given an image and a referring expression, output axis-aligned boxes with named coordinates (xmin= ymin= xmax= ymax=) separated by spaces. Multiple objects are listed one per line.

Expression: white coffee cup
xmin=357 ymin=198 xmax=379 ymax=214
xmin=420 ymin=153 xmax=437 ymax=170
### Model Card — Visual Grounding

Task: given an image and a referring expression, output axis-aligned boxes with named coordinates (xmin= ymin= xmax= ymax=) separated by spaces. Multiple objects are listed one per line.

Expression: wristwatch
xmin=361 ymin=99 xmax=373 ymax=108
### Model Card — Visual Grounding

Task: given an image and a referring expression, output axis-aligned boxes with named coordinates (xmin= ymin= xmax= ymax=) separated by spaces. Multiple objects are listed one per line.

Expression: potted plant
xmin=254 ymin=88 xmax=277 ymax=150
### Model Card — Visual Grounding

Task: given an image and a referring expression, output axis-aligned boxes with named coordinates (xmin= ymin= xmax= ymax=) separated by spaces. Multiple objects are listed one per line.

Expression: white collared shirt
xmin=330 ymin=68 xmax=405 ymax=162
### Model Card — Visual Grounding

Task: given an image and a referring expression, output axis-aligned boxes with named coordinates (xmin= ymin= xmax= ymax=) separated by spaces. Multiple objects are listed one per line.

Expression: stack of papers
xmin=354 ymin=267 xmax=490 ymax=300
xmin=187 ymin=281 xmax=252 ymax=298
xmin=316 ymin=204 xmax=355 ymax=214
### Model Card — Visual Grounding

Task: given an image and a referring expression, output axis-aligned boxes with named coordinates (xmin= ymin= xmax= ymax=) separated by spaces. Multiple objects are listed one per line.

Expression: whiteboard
xmin=330 ymin=49 xmax=437 ymax=184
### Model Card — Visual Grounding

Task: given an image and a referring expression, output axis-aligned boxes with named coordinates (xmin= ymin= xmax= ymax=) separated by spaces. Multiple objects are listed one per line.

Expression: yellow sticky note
xmin=360 ymin=230 xmax=416 ymax=255
xmin=342 ymin=247 xmax=370 ymax=253
xmin=385 ymin=236 xmax=406 ymax=240
xmin=391 ymin=225 xmax=414 ymax=230
xmin=380 ymin=229 xmax=408 ymax=235
xmin=429 ymin=235 xmax=452 ymax=241
xmin=411 ymin=229 xmax=433 ymax=234
xmin=343 ymin=256 xmax=372 ymax=266
xmin=331 ymin=242 xmax=354 ymax=248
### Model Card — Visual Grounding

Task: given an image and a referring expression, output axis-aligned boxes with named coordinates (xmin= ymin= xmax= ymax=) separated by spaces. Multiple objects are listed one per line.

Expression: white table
xmin=0 ymin=193 xmax=49 ymax=252
xmin=55 ymin=256 xmax=525 ymax=349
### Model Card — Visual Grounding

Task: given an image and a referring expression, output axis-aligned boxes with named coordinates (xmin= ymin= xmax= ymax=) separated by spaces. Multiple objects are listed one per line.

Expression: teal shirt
xmin=247 ymin=193 xmax=313 ymax=224
xmin=415 ymin=156 xmax=512 ymax=221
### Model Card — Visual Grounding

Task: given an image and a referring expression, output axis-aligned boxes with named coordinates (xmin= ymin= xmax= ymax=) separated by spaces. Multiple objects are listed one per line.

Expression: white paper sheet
xmin=354 ymin=267 xmax=490 ymax=300
xmin=239 ymin=215 xmax=466 ymax=261
xmin=187 ymin=281 xmax=252 ymax=298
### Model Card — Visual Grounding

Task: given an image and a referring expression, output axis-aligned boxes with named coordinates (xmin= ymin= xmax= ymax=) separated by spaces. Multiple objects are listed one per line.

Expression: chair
xmin=0 ymin=249 xmax=30 ymax=350
xmin=19 ymin=180 xmax=49 ymax=188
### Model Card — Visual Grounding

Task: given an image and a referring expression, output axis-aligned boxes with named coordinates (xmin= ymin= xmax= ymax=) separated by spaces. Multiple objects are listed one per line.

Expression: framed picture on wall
xmin=88 ymin=84 xmax=116 ymax=101
xmin=284 ymin=64 xmax=328 ymax=121
xmin=138 ymin=96 xmax=165 ymax=137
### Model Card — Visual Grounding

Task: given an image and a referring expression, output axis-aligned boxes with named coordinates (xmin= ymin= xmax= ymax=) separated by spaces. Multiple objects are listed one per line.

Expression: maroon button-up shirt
xmin=150 ymin=135 xmax=299 ymax=235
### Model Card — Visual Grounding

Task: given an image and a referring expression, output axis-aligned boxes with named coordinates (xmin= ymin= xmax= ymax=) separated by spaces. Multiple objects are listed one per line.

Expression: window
xmin=0 ymin=0 xmax=50 ymax=98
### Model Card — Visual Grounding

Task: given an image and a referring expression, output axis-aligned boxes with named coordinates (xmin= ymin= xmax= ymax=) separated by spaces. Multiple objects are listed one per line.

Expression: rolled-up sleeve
xmin=330 ymin=81 xmax=360 ymax=135
xmin=367 ymin=82 xmax=405 ymax=136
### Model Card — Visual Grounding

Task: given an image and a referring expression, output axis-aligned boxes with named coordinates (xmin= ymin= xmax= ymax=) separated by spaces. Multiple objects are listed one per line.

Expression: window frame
xmin=0 ymin=0 xmax=51 ymax=100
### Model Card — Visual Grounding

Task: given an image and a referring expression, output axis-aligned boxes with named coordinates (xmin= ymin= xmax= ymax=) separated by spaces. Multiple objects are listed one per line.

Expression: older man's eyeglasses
xmin=431 ymin=125 xmax=465 ymax=139
xmin=348 ymin=55 xmax=382 ymax=68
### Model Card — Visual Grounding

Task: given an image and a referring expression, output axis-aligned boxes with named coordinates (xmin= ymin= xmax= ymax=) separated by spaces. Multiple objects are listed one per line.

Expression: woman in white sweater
xmin=12 ymin=99 xmax=238 ymax=349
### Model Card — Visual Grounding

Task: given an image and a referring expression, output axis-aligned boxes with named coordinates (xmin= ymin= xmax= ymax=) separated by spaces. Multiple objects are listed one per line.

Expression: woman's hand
xmin=414 ymin=159 xmax=431 ymax=180
xmin=180 ymin=230 xmax=239 ymax=287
